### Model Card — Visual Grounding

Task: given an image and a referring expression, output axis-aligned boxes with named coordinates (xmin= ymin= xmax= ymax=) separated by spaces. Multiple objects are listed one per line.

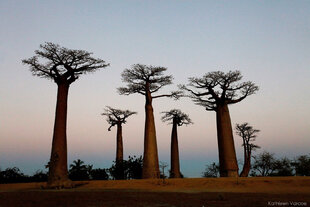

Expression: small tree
xmin=102 ymin=107 xmax=137 ymax=163
xmin=271 ymin=157 xmax=293 ymax=176
xmin=108 ymin=156 xmax=143 ymax=180
xmin=109 ymin=160 xmax=128 ymax=180
xmin=0 ymin=167 xmax=27 ymax=183
xmin=127 ymin=155 xmax=143 ymax=179
xmin=292 ymin=155 xmax=310 ymax=176
xmin=69 ymin=159 xmax=91 ymax=181
xmin=251 ymin=151 xmax=276 ymax=176
xmin=161 ymin=109 xmax=192 ymax=178
xmin=235 ymin=123 xmax=260 ymax=177
xmin=23 ymin=42 xmax=109 ymax=188
xmin=181 ymin=71 xmax=258 ymax=177
xmin=159 ymin=161 xmax=168 ymax=183
xmin=102 ymin=107 xmax=136 ymax=180
xmin=118 ymin=64 xmax=182 ymax=178
xmin=202 ymin=162 xmax=220 ymax=178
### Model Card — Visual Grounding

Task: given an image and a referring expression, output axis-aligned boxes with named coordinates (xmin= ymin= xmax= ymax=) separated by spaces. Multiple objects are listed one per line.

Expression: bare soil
xmin=0 ymin=177 xmax=309 ymax=207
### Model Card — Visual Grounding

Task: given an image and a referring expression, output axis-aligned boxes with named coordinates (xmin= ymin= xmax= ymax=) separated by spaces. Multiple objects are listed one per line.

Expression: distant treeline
xmin=2 ymin=152 xmax=309 ymax=183
xmin=203 ymin=152 xmax=310 ymax=178
xmin=0 ymin=156 xmax=143 ymax=184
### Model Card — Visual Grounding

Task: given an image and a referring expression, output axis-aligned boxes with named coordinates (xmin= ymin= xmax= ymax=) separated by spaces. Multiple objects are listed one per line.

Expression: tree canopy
xmin=118 ymin=64 xmax=182 ymax=99
xmin=161 ymin=109 xmax=193 ymax=126
xmin=22 ymin=42 xmax=109 ymax=84
xmin=251 ymin=151 xmax=276 ymax=176
xmin=292 ymin=155 xmax=310 ymax=176
xmin=202 ymin=162 xmax=219 ymax=178
xmin=101 ymin=106 xmax=137 ymax=131
xmin=235 ymin=122 xmax=260 ymax=151
xmin=180 ymin=70 xmax=259 ymax=111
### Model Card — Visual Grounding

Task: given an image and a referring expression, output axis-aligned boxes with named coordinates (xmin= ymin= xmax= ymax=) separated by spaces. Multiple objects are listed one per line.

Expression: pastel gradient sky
xmin=0 ymin=0 xmax=309 ymax=177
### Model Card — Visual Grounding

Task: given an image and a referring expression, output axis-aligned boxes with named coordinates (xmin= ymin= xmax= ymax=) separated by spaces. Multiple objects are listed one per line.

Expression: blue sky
xmin=0 ymin=0 xmax=309 ymax=177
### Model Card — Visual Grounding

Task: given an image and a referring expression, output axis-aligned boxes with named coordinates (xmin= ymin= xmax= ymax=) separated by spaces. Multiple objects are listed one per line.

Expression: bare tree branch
xmin=235 ymin=122 xmax=260 ymax=150
xmin=22 ymin=42 xmax=109 ymax=84
xmin=101 ymin=106 xmax=137 ymax=131
xmin=152 ymin=90 xmax=183 ymax=100
xmin=118 ymin=64 xmax=179 ymax=99
xmin=161 ymin=109 xmax=193 ymax=126
xmin=180 ymin=71 xmax=259 ymax=110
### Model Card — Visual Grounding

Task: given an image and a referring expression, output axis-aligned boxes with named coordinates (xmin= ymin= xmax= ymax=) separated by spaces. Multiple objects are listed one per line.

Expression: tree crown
xmin=180 ymin=70 xmax=259 ymax=111
xmin=235 ymin=122 xmax=260 ymax=150
xmin=22 ymin=42 xmax=109 ymax=84
xmin=69 ymin=159 xmax=88 ymax=171
xmin=252 ymin=151 xmax=276 ymax=176
xmin=235 ymin=122 xmax=260 ymax=141
xmin=118 ymin=64 xmax=182 ymax=99
xmin=161 ymin=109 xmax=193 ymax=126
xmin=101 ymin=106 xmax=137 ymax=131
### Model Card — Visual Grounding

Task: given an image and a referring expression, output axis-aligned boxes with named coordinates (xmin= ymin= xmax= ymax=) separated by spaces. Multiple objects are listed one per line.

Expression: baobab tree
xmin=235 ymin=122 xmax=260 ymax=177
xmin=118 ymin=64 xmax=182 ymax=178
xmin=161 ymin=109 xmax=192 ymax=178
xmin=22 ymin=42 xmax=109 ymax=188
xmin=102 ymin=106 xmax=137 ymax=163
xmin=181 ymin=71 xmax=258 ymax=177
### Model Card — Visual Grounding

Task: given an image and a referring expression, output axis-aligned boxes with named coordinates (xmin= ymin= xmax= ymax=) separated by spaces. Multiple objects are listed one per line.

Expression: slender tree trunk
xmin=240 ymin=156 xmax=251 ymax=177
xmin=116 ymin=123 xmax=123 ymax=163
xmin=115 ymin=123 xmax=125 ymax=180
xmin=170 ymin=120 xmax=181 ymax=178
xmin=216 ymin=103 xmax=239 ymax=177
xmin=142 ymin=89 xmax=160 ymax=179
xmin=240 ymin=160 xmax=250 ymax=177
xmin=240 ymin=139 xmax=248 ymax=177
xmin=241 ymin=147 xmax=252 ymax=177
xmin=47 ymin=83 xmax=72 ymax=188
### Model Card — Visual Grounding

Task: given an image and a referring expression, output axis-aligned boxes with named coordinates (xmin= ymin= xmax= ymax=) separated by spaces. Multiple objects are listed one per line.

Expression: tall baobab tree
xmin=118 ymin=64 xmax=182 ymax=179
xmin=102 ymin=106 xmax=137 ymax=163
xmin=22 ymin=42 xmax=109 ymax=188
xmin=181 ymin=71 xmax=258 ymax=177
xmin=161 ymin=109 xmax=192 ymax=178
xmin=235 ymin=122 xmax=260 ymax=177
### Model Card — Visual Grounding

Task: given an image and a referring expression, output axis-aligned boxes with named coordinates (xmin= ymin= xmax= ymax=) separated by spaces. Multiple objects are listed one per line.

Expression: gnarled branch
xmin=22 ymin=42 xmax=109 ymax=84
xmin=102 ymin=106 xmax=137 ymax=131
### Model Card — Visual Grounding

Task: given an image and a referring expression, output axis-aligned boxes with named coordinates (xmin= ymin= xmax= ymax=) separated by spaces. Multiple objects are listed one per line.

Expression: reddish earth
xmin=0 ymin=177 xmax=309 ymax=207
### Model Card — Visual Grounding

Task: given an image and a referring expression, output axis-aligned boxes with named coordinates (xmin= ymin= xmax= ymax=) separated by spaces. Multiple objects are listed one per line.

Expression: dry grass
xmin=1 ymin=177 xmax=309 ymax=207
xmin=1 ymin=176 xmax=309 ymax=193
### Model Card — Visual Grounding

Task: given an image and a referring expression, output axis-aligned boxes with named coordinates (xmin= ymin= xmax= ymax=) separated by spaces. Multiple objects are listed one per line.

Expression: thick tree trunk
xmin=47 ymin=83 xmax=72 ymax=188
xmin=116 ymin=123 xmax=123 ymax=163
xmin=170 ymin=120 xmax=181 ymax=178
xmin=142 ymin=89 xmax=160 ymax=179
xmin=216 ymin=103 xmax=239 ymax=177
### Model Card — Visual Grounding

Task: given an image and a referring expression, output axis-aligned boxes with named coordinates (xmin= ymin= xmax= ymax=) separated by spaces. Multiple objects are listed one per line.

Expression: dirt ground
xmin=0 ymin=177 xmax=309 ymax=207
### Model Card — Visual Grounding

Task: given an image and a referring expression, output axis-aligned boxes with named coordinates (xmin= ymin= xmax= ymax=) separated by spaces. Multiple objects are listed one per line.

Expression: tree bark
xmin=115 ymin=123 xmax=125 ymax=180
xmin=240 ymin=139 xmax=248 ymax=177
xmin=47 ymin=83 xmax=72 ymax=188
xmin=170 ymin=120 xmax=181 ymax=178
xmin=240 ymin=157 xmax=251 ymax=177
xmin=216 ymin=103 xmax=239 ymax=177
xmin=142 ymin=88 xmax=160 ymax=179
xmin=116 ymin=123 xmax=123 ymax=163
